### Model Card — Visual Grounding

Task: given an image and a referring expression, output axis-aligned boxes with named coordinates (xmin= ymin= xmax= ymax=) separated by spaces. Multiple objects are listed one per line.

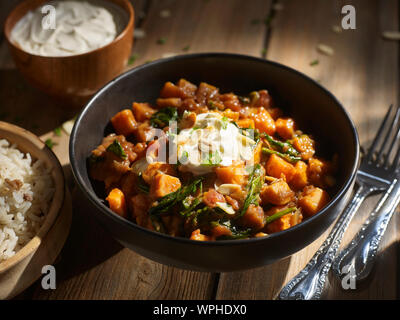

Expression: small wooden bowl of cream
xmin=4 ymin=0 xmax=134 ymax=107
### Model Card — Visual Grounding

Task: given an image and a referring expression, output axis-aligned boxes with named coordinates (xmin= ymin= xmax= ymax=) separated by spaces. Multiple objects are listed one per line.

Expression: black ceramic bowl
xmin=70 ymin=53 xmax=359 ymax=272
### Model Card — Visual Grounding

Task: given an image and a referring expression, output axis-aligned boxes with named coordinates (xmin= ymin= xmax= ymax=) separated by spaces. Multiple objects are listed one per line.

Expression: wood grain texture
xmin=216 ymin=0 xmax=399 ymax=300
xmin=128 ymin=0 xmax=272 ymax=66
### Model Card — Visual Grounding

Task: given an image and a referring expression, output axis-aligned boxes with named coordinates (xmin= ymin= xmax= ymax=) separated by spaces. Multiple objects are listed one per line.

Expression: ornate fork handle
xmin=279 ymin=185 xmax=374 ymax=300
xmin=332 ymin=178 xmax=400 ymax=282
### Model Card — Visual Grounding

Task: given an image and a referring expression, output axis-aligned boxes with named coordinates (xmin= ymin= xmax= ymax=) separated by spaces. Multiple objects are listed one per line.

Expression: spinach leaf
xmin=262 ymin=148 xmax=301 ymax=163
xmin=262 ymin=133 xmax=300 ymax=157
xmin=137 ymin=174 xmax=150 ymax=194
xmin=237 ymin=164 xmax=264 ymax=218
xmin=149 ymin=177 xmax=204 ymax=216
xmin=150 ymin=107 xmax=178 ymax=128
xmin=106 ymin=140 xmax=127 ymax=159
xmin=214 ymin=220 xmax=252 ymax=240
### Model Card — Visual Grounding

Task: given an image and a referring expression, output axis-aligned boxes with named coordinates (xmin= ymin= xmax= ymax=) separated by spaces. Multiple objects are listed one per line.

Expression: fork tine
xmin=391 ymin=129 xmax=400 ymax=171
xmin=376 ymin=105 xmax=400 ymax=162
xmin=383 ymin=114 xmax=400 ymax=168
xmin=366 ymin=104 xmax=394 ymax=162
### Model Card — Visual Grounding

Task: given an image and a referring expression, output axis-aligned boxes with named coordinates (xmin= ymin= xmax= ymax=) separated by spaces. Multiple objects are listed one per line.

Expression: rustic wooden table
xmin=1 ymin=0 xmax=399 ymax=300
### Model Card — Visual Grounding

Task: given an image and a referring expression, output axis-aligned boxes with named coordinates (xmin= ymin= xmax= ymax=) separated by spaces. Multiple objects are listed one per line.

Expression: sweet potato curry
xmin=89 ymin=79 xmax=337 ymax=241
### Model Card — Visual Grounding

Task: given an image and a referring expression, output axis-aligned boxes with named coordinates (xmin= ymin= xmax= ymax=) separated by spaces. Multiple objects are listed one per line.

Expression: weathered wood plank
xmin=216 ymin=0 xmax=399 ymax=300
xmin=129 ymin=0 xmax=272 ymax=66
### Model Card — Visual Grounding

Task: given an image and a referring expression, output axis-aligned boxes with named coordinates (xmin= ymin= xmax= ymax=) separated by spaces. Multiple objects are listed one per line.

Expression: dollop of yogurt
xmin=11 ymin=1 xmax=122 ymax=57
xmin=175 ymin=112 xmax=257 ymax=175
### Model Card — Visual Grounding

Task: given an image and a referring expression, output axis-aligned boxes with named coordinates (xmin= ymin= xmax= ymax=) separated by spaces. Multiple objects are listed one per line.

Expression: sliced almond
xmin=134 ymin=28 xmax=146 ymax=39
xmin=162 ymin=52 xmax=177 ymax=58
xmin=317 ymin=43 xmax=334 ymax=56
xmin=62 ymin=119 xmax=75 ymax=135
xmin=382 ymin=31 xmax=400 ymax=40
xmin=215 ymin=183 xmax=241 ymax=195
xmin=159 ymin=9 xmax=171 ymax=18
xmin=215 ymin=202 xmax=236 ymax=215
xmin=331 ymin=25 xmax=342 ymax=34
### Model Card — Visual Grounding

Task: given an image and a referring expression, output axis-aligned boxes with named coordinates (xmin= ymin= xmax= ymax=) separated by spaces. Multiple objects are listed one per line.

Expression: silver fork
xmin=278 ymin=104 xmax=399 ymax=300
xmin=332 ymin=106 xmax=400 ymax=282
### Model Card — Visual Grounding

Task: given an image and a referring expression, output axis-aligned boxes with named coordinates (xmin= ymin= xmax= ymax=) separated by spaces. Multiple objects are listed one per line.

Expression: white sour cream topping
xmin=175 ymin=112 xmax=256 ymax=175
xmin=11 ymin=1 xmax=122 ymax=57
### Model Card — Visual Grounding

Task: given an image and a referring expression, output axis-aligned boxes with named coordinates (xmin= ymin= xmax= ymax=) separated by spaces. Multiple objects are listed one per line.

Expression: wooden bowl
xmin=0 ymin=122 xmax=71 ymax=299
xmin=3 ymin=0 xmax=134 ymax=107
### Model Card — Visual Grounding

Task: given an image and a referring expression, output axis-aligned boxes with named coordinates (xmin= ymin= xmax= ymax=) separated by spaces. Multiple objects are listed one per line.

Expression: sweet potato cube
xmin=236 ymin=118 xmax=255 ymax=128
xmin=106 ymin=188 xmax=128 ymax=218
xmin=290 ymin=161 xmax=309 ymax=190
xmin=111 ymin=109 xmax=137 ymax=136
xmin=222 ymin=109 xmax=240 ymax=121
xmin=160 ymin=81 xmax=183 ymax=98
xmin=177 ymin=79 xmax=197 ymax=97
xmin=239 ymin=205 xmax=265 ymax=231
xmin=156 ymin=98 xmax=182 ymax=108
xmin=252 ymin=107 xmax=276 ymax=135
xmin=150 ymin=173 xmax=181 ymax=199
xmin=265 ymin=154 xmax=296 ymax=182
xmin=275 ymin=118 xmax=295 ymax=140
xmin=132 ymin=102 xmax=156 ymax=122
xmin=211 ymin=224 xmax=232 ymax=238
xmin=298 ymin=187 xmax=330 ymax=217
xmin=261 ymin=180 xmax=295 ymax=205
xmin=215 ymin=162 xmax=247 ymax=186
xmin=142 ymin=162 xmax=177 ymax=184
xmin=265 ymin=213 xmax=292 ymax=233
xmin=190 ymin=229 xmax=212 ymax=241
xmin=293 ymin=135 xmax=315 ymax=160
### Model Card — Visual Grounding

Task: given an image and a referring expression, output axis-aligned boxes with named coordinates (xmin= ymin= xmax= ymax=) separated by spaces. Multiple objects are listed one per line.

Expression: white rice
xmin=0 ymin=139 xmax=54 ymax=262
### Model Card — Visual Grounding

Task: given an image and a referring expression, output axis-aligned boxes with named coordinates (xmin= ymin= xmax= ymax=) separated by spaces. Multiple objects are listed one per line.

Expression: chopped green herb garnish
xmin=208 ymin=101 xmax=218 ymax=109
xmin=201 ymin=151 xmax=222 ymax=166
xmin=150 ymin=107 xmax=178 ymax=128
xmin=54 ymin=127 xmax=62 ymax=136
xmin=264 ymin=15 xmax=273 ymax=26
xmin=310 ymin=59 xmax=319 ymax=66
xmin=261 ymin=48 xmax=267 ymax=56
xmin=45 ymin=138 xmax=56 ymax=149
xmin=128 ymin=54 xmax=139 ymax=65
xmin=182 ymin=45 xmax=190 ymax=52
xmin=106 ymin=140 xmax=127 ymax=159
xmin=221 ymin=116 xmax=229 ymax=129
xmin=157 ymin=38 xmax=167 ymax=45
xmin=265 ymin=207 xmax=296 ymax=225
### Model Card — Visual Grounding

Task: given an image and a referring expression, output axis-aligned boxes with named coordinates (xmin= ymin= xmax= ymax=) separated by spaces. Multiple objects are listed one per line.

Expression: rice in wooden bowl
xmin=0 ymin=122 xmax=70 ymax=299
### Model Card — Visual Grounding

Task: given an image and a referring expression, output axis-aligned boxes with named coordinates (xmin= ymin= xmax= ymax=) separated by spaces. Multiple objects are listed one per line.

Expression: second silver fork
xmin=278 ymin=104 xmax=400 ymax=300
